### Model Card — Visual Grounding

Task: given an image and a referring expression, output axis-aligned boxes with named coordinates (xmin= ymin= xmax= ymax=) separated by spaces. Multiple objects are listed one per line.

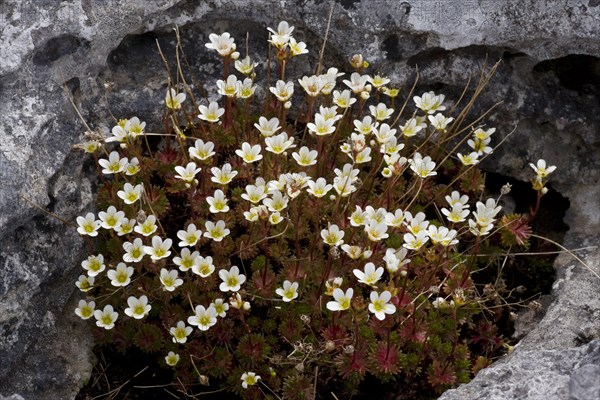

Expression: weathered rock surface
xmin=1 ymin=0 xmax=598 ymax=399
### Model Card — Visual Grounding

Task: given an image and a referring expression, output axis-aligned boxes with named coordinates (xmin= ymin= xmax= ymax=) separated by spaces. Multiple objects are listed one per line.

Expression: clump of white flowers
xmin=72 ymin=19 xmax=557 ymax=399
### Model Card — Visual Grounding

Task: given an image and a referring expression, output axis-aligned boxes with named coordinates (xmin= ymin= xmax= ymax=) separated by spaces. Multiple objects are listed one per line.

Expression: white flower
xmin=263 ymin=191 xmax=289 ymax=212
xmin=75 ymin=300 xmax=96 ymax=320
xmin=341 ymin=244 xmax=368 ymax=260
xmin=457 ymin=151 xmax=480 ymax=166
xmin=403 ymin=231 xmax=430 ymax=251
xmin=408 ymin=152 xmax=437 ymax=178
xmin=406 ymin=211 xmax=429 ymax=234
xmin=307 ymin=113 xmax=336 ymax=136
xmin=363 ymin=205 xmax=386 ymax=222
xmin=472 ymin=198 xmax=502 ymax=226
xmin=81 ymin=254 xmax=105 ymax=277
xmin=529 ymin=159 xmax=556 ymax=178
xmin=327 ymin=288 xmax=353 ymax=311
xmin=428 ymin=113 xmax=454 ymax=131
xmin=355 ymin=147 xmax=372 ymax=164
xmin=292 ymin=146 xmax=318 ymax=167
xmin=267 ymin=20 xmax=294 ymax=48
xmin=281 ymin=172 xmax=310 ymax=198
xmin=76 ymin=275 xmax=95 ymax=292
xmin=123 ymin=238 xmax=145 ymax=263
xmin=173 ymin=248 xmax=199 ymax=272
xmin=474 ymin=127 xmax=496 ymax=140
xmin=306 ymin=177 xmax=332 ymax=198
xmin=368 ymin=291 xmax=396 ymax=320
xmin=298 ymin=75 xmax=323 ymax=97
xmin=319 ymin=67 xmax=345 ymax=95
xmin=217 ymin=74 xmax=241 ymax=97
xmin=174 ymin=162 xmax=201 ymax=184
xmin=203 ymin=220 xmax=230 ymax=242
xmin=191 ymin=255 xmax=215 ymax=277
xmin=445 ymin=191 xmax=470 ymax=208
xmin=205 ymin=32 xmax=236 ymax=57
xmin=98 ymin=206 xmax=124 ymax=230
xmin=165 ymin=88 xmax=186 ymax=110
xmin=427 ymin=226 xmax=459 ymax=246
xmin=334 ymin=163 xmax=361 ymax=182
xmin=385 ymin=209 xmax=405 ymax=227
xmin=321 ymin=224 xmax=345 ymax=246
xmin=219 ymin=266 xmax=246 ymax=292
xmin=364 ymin=220 xmax=389 ymax=242
xmin=319 ymin=105 xmax=342 ymax=122
xmin=198 ymin=101 xmax=224 ymax=123
xmin=188 ymin=305 xmax=218 ymax=331
xmin=239 ymin=78 xmax=257 ymax=99
xmin=160 ymin=268 xmax=183 ymax=292
xmin=117 ymin=183 xmax=143 ymax=205
xmin=333 ymin=89 xmax=356 ymax=108
xmin=383 ymin=247 xmax=411 ymax=273
xmin=105 ymin=125 xmax=127 ymax=143
xmin=124 ymin=295 xmax=151 ymax=319
xmin=289 ymin=37 xmax=308 ymax=56
xmin=134 ymin=215 xmax=158 ymax=236
xmin=353 ymin=116 xmax=377 ymax=135
xmin=265 ymin=132 xmax=295 ymax=154
xmin=442 ymin=204 xmax=470 ymax=223
xmin=242 ymin=180 xmax=268 ymax=203
xmin=348 ymin=205 xmax=367 ymax=227
xmin=125 ymin=157 xmax=141 ymax=176
xmin=241 ymin=371 xmax=261 ymax=389
xmin=165 ymin=351 xmax=180 ymax=366
xmin=235 ymin=56 xmax=258 ymax=75
xmin=400 ymin=118 xmax=424 ymax=138
xmin=243 ymin=207 xmax=260 ymax=222
xmin=177 ymin=223 xmax=202 ymax=247
xmin=254 ymin=116 xmax=281 ymax=137
xmin=107 ymin=262 xmax=134 ymax=287
xmin=236 ymin=142 xmax=262 ymax=163
xmin=98 ymin=151 xmax=127 ymax=174
xmin=276 ymin=280 xmax=299 ymax=302
xmin=370 ymin=103 xmax=394 ymax=121
xmin=353 ymin=262 xmax=384 ymax=286
xmin=124 ymin=117 xmax=145 ymax=137
xmin=269 ymin=211 xmax=284 ymax=225
xmin=467 ymin=137 xmax=493 ymax=155
xmin=189 ymin=139 xmax=216 ymax=161
xmin=270 ymin=80 xmax=294 ymax=102
xmin=468 ymin=219 xmax=494 ymax=236
xmin=207 ymin=190 xmax=230 ymax=213
xmin=343 ymin=72 xmax=370 ymax=94
xmin=94 ymin=305 xmax=118 ymax=330
xmin=211 ymin=298 xmax=229 ymax=317
xmin=332 ymin=179 xmax=356 ymax=197
xmin=143 ymin=236 xmax=172 ymax=260
xmin=210 ymin=163 xmax=238 ymax=185
xmin=368 ymin=74 xmax=390 ymax=88
xmin=373 ymin=123 xmax=397 ymax=144
xmin=76 ymin=213 xmax=101 ymax=237
xmin=170 ymin=321 xmax=193 ymax=344
xmin=413 ymin=91 xmax=446 ymax=114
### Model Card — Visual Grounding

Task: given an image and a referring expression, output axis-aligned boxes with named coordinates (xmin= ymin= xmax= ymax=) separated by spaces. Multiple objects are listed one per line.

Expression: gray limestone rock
xmin=1 ymin=0 xmax=598 ymax=399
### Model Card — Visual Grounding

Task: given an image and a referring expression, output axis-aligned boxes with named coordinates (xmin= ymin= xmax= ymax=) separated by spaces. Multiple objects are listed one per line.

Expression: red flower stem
xmin=315 ymin=252 xmax=333 ymax=306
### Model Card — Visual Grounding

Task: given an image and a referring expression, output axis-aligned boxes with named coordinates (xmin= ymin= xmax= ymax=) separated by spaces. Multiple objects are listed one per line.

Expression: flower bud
xmin=350 ymin=54 xmax=364 ymax=69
